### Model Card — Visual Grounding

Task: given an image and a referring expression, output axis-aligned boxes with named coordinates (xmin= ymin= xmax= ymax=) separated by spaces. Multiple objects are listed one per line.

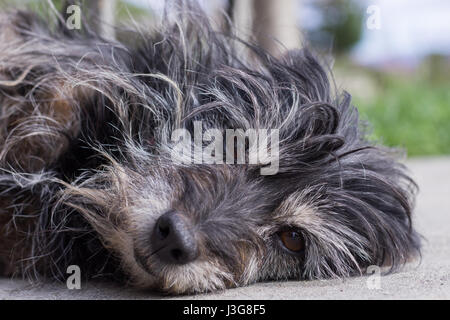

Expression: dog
xmin=0 ymin=3 xmax=420 ymax=294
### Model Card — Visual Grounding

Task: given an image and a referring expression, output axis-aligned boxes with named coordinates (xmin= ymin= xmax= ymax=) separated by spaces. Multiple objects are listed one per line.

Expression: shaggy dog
xmin=0 ymin=3 xmax=420 ymax=294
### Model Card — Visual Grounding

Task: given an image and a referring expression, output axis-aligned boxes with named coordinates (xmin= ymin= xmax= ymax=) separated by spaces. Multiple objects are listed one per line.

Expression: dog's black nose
xmin=151 ymin=211 xmax=198 ymax=265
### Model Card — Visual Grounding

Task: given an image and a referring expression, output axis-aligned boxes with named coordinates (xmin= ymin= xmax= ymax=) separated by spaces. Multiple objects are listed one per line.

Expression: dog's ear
xmin=277 ymin=48 xmax=332 ymax=103
xmin=267 ymin=48 xmax=339 ymax=137
xmin=258 ymin=48 xmax=345 ymax=167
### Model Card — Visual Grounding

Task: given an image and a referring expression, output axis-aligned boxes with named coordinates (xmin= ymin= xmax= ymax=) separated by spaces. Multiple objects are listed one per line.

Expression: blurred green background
xmin=307 ymin=0 xmax=450 ymax=157
xmin=2 ymin=0 xmax=449 ymax=157
xmin=350 ymin=63 xmax=450 ymax=156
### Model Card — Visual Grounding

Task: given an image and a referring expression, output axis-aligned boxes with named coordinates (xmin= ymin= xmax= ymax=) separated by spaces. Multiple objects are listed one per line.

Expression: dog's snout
xmin=152 ymin=211 xmax=198 ymax=265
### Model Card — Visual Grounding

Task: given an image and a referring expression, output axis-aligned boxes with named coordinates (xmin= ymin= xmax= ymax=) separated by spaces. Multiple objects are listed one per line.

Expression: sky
xmin=352 ymin=0 xmax=450 ymax=66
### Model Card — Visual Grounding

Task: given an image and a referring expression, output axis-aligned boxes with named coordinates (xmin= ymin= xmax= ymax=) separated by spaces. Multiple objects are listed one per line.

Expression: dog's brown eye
xmin=279 ymin=230 xmax=304 ymax=252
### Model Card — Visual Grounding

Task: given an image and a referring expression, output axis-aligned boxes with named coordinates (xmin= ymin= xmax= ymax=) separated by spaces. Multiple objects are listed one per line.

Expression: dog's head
xmin=59 ymin=29 xmax=420 ymax=295
xmin=1 ymin=7 xmax=420 ymax=294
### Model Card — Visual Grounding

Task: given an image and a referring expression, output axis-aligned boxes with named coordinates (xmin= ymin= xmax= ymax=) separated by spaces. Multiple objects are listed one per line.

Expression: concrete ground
xmin=0 ymin=157 xmax=449 ymax=300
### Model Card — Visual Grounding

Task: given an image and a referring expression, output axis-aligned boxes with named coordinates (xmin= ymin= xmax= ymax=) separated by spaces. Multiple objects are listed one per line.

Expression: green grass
xmin=354 ymin=75 xmax=450 ymax=157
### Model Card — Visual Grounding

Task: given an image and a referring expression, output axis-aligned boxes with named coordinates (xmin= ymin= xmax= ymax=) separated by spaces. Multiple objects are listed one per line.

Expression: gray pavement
xmin=1 ymin=157 xmax=449 ymax=299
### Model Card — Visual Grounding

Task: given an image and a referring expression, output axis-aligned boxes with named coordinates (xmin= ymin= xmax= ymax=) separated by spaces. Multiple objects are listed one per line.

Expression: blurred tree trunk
xmin=228 ymin=0 xmax=301 ymax=56
xmin=252 ymin=0 xmax=301 ymax=56
xmin=86 ymin=0 xmax=116 ymax=39
xmin=231 ymin=0 xmax=254 ymax=43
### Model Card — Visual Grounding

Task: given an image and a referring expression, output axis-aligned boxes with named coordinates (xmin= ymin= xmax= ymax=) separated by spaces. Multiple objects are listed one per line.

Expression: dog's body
xmin=0 ymin=5 xmax=420 ymax=294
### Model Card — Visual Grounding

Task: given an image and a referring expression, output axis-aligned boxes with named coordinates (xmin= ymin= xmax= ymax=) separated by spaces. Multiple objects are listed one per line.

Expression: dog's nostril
xmin=158 ymin=224 xmax=170 ymax=239
xmin=170 ymin=249 xmax=183 ymax=261
xmin=151 ymin=211 xmax=198 ymax=265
